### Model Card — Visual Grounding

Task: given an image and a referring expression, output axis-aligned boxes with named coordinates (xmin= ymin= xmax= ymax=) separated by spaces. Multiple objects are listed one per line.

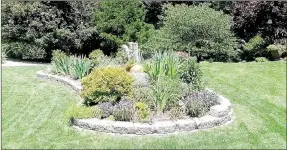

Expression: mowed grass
xmin=2 ymin=61 xmax=286 ymax=149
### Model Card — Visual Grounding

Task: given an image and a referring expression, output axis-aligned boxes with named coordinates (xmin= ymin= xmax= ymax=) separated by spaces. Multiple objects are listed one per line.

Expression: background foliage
xmin=1 ymin=1 xmax=101 ymax=60
xmin=1 ymin=1 xmax=287 ymax=62
xmin=94 ymin=0 xmax=154 ymax=54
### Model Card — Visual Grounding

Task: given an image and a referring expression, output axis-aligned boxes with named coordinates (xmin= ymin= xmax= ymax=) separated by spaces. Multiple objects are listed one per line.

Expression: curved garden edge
xmin=36 ymin=70 xmax=235 ymax=135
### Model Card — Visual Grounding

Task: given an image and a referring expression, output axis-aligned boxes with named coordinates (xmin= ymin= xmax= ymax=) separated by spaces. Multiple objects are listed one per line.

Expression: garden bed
xmin=36 ymin=70 xmax=234 ymax=135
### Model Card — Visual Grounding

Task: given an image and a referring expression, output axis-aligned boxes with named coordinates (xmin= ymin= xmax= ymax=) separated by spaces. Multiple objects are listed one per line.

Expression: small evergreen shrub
xmin=51 ymin=50 xmax=70 ymax=75
xmin=135 ymin=102 xmax=150 ymax=122
xmin=182 ymin=90 xmax=220 ymax=117
xmin=255 ymin=57 xmax=268 ymax=62
xmin=115 ymin=50 xmax=129 ymax=64
xmin=81 ymin=67 xmax=134 ymax=104
xmin=267 ymin=44 xmax=287 ymax=59
xmin=113 ymin=99 xmax=135 ymax=121
xmin=69 ymin=55 xmax=93 ymax=79
xmin=65 ymin=104 xmax=95 ymax=119
xmin=89 ymin=50 xmax=104 ymax=66
xmin=242 ymin=35 xmax=266 ymax=61
xmin=98 ymin=102 xmax=114 ymax=118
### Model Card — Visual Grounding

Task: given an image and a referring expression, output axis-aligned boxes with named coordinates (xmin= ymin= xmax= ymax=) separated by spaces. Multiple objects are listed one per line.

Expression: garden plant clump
xmin=56 ymin=48 xmax=219 ymax=122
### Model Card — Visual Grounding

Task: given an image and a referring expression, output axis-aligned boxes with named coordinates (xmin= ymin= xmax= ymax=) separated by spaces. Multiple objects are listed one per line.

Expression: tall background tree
xmin=1 ymin=1 xmax=101 ymax=61
xmin=232 ymin=1 xmax=287 ymax=44
xmin=94 ymin=0 xmax=154 ymax=54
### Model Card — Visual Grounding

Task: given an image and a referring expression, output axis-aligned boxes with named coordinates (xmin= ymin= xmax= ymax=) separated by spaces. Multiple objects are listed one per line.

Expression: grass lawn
xmin=2 ymin=61 xmax=286 ymax=149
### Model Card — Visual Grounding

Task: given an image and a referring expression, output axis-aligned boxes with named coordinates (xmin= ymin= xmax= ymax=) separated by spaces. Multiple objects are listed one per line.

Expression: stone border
xmin=36 ymin=70 xmax=82 ymax=93
xmin=36 ymin=70 xmax=234 ymax=135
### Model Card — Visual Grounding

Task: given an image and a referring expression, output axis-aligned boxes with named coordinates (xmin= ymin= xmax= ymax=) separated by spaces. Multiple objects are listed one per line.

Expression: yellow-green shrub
xmin=81 ymin=67 xmax=134 ymax=104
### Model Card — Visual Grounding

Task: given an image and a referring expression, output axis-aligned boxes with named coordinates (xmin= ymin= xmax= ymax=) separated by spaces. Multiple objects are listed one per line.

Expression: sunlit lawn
xmin=2 ymin=61 xmax=286 ymax=149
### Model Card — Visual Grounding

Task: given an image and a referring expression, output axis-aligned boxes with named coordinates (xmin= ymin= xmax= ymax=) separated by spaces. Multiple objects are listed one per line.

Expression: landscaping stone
xmin=175 ymin=119 xmax=197 ymax=131
xmin=130 ymin=72 xmax=149 ymax=87
xmin=134 ymin=123 xmax=154 ymax=135
xmin=209 ymin=104 xmax=230 ymax=117
xmin=130 ymin=65 xmax=144 ymax=72
xmin=36 ymin=70 xmax=82 ymax=93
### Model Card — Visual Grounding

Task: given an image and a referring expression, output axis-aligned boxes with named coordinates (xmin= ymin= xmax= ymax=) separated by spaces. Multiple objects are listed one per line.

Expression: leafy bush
xmin=113 ymin=99 xmax=135 ymax=121
xmin=182 ymin=90 xmax=220 ymax=117
xmin=94 ymin=0 xmax=154 ymax=53
xmin=178 ymin=58 xmax=203 ymax=90
xmin=267 ymin=44 xmax=287 ymax=59
xmin=242 ymin=35 xmax=266 ymax=61
xmin=51 ymin=50 xmax=70 ymax=75
xmin=255 ymin=57 xmax=268 ymax=62
xmin=135 ymin=102 xmax=150 ymax=122
xmin=130 ymin=85 xmax=154 ymax=107
xmin=151 ymin=76 xmax=182 ymax=113
xmin=144 ymin=51 xmax=181 ymax=81
xmin=2 ymin=42 xmax=46 ymax=60
xmin=65 ymin=104 xmax=95 ymax=119
xmin=93 ymin=105 xmax=103 ymax=119
xmin=69 ymin=55 xmax=93 ymax=79
xmin=142 ymin=3 xmax=237 ymax=62
xmin=115 ymin=49 xmax=129 ymax=65
xmin=98 ymin=102 xmax=114 ymax=118
xmin=89 ymin=50 xmax=105 ymax=66
xmin=81 ymin=67 xmax=134 ymax=104
xmin=2 ymin=1 xmax=101 ymax=60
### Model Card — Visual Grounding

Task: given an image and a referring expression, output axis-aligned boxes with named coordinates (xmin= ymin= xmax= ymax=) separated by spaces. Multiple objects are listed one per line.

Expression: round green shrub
xmin=255 ymin=57 xmax=268 ymax=62
xmin=88 ymin=49 xmax=105 ymax=66
xmin=80 ymin=67 xmax=134 ymax=104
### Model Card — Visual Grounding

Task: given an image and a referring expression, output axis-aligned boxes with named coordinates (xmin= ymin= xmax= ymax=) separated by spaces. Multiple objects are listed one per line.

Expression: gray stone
xmin=130 ymin=72 xmax=149 ymax=87
xmin=153 ymin=121 xmax=175 ymax=134
xmin=175 ymin=119 xmax=197 ymax=131
xmin=196 ymin=112 xmax=232 ymax=129
xmin=113 ymin=121 xmax=135 ymax=134
xmin=134 ymin=123 xmax=154 ymax=135
xmin=209 ymin=105 xmax=230 ymax=117
xmin=36 ymin=70 xmax=82 ymax=93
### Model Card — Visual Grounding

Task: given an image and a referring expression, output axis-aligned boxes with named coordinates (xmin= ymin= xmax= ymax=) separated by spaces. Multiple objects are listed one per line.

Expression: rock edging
xmin=36 ymin=70 xmax=234 ymax=135
xmin=36 ymin=70 xmax=82 ymax=93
